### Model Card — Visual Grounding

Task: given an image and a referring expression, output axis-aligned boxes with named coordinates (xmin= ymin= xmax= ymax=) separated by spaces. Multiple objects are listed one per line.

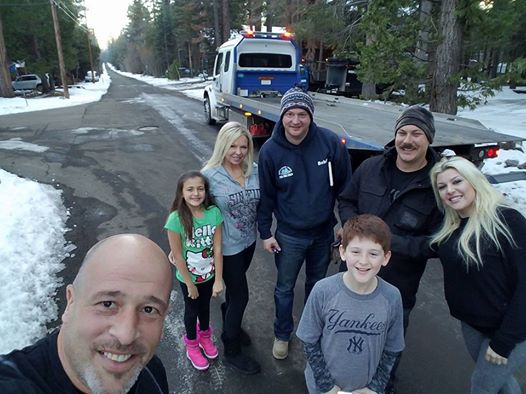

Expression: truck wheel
xmin=204 ymin=97 xmax=216 ymax=125
xmin=36 ymin=84 xmax=43 ymax=93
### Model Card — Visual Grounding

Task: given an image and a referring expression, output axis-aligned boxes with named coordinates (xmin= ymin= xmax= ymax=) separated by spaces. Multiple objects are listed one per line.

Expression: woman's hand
xmin=212 ymin=279 xmax=224 ymax=297
xmin=187 ymin=283 xmax=199 ymax=299
xmin=485 ymin=345 xmax=508 ymax=365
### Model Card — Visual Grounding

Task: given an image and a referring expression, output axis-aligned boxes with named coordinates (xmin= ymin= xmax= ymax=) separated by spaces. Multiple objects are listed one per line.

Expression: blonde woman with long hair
xmin=202 ymin=121 xmax=261 ymax=375
xmin=430 ymin=156 xmax=526 ymax=394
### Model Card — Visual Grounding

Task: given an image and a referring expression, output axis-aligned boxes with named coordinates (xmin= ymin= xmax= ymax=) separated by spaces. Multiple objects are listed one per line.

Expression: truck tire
xmin=204 ymin=96 xmax=216 ymax=125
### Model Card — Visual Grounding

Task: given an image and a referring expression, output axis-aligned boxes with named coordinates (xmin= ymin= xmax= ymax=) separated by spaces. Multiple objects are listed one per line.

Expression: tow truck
xmin=203 ymin=31 xmax=520 ymax=168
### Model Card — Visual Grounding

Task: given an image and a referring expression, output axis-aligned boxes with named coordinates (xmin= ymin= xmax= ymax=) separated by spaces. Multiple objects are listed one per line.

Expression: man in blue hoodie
xmin=258 ymin=87 xmax=352 ymax=360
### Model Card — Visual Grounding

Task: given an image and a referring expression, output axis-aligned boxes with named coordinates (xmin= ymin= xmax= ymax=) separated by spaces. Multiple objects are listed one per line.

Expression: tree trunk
xmin=213 ymin=0 xmax=221 ymax=47
xmin=187 ymin=41 xmax=193 ymax=74
xmin=361 ymin=31 xmax=377 ymax=100
xmin=430 ymin=0 xmax=462 ymax=115
xmin=415 ymin=0 xmax=432 ymax=62
xmin=222 ymin=0 xmax=230 ymax=42
xmin=265 ymin=0 xmax=273 ymax=32
xmin=488 ymin=49 xmax=499 ymax=79
xmin=0 ymin=15 xmax=14 ymax=98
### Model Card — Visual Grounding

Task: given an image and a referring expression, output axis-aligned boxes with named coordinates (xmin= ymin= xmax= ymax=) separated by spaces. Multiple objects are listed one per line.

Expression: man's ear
xmin=339 ymin=244 xmax=346 ymax=262
xmin=382 ymin=250 xmax=392 ymax=267
xmin=62 ymin=284 xmax=75 ymax=323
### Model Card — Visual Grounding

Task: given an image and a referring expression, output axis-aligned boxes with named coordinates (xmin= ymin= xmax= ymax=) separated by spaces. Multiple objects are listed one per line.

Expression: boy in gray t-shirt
xmin=297 ymin=214 xmax=404 ymax=394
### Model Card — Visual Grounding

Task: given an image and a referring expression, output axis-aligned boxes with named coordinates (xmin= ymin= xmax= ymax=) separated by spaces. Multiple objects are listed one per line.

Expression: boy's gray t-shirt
xmin=296 ymin=273 xmax=404 ymax=393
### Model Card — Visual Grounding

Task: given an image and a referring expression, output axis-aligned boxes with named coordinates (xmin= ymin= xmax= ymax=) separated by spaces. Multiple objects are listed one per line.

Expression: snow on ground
xmin=0 ymin=169 xmax=75 ymax=355
xmin=107 ymin=63 xmax=211 ymax=94
xmin=0 ymin=65 xmax=525 ymax=354
xmin=458 ymin=86 xmax=526 ymax=139
xmin=0 ymin=64 xmax=111 ymax=116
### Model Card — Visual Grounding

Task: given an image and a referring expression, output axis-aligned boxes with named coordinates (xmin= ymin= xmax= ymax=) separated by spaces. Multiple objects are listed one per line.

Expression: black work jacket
xmin=338 ymin=147 xmax=443 ymax=308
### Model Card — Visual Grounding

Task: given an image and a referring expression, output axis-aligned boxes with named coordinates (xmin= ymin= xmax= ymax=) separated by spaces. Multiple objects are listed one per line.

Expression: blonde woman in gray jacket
xmin=202 ymin=122 xmax=261 ymax=375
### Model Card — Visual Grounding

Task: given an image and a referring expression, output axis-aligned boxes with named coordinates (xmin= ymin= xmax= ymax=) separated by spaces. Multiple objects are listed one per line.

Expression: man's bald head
xmin=73 ymin=234 xmax=172 ymax=294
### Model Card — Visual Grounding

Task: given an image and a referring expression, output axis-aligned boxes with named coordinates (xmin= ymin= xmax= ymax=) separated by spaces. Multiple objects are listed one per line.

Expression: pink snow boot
xmin=184 ymin=336 xmax=209 ymax=370
xmin=197 ymin=324 xmax=219 ymax=359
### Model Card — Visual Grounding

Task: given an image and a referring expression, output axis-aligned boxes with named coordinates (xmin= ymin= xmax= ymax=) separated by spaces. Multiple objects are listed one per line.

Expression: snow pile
xmin=0 ymin=170 xmax=74 ymax=354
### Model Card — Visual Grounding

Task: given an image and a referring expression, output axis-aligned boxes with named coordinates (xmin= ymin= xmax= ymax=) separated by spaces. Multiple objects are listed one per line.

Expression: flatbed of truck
xmin=224 ymin=92 xmax=519 ymax=151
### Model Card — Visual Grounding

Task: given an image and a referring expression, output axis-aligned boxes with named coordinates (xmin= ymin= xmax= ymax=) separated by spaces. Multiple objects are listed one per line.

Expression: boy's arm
xmin=366 ymin=349 xmax=400 ymax=393
xmin=302 ymin=340 xmax=338 ymax=393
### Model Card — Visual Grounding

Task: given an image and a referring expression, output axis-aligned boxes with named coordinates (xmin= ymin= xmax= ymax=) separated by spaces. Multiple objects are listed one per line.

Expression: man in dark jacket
xmin=338 ymin=105 xmax=443 ymax=393
xmin=258 ymin=87 xmax=352 ymax=360
xmin=0 ymin=234 xmax=172 ymax=394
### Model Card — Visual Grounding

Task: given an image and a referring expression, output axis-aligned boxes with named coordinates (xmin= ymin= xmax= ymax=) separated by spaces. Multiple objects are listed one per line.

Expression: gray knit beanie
xmin=395 ymin=105 xmax=435 ymax=144
xmin=280 ymin=87 xmax=314 ymax=120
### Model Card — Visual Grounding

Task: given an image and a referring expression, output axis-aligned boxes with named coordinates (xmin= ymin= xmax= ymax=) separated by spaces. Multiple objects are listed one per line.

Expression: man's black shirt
xmin=0 ymin=330 xmax=169 ymax=394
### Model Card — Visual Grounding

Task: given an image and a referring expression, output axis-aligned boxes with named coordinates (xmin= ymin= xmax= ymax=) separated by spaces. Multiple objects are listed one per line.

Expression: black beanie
xmin=280 ymin=87 xmax=314 ymax=120
xmin=394 ymin=105 xmax=435 ymax=144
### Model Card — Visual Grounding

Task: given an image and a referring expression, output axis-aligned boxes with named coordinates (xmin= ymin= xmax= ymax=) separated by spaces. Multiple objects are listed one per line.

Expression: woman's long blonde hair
xmin=430 ymin=156 xmax=515 ymax=268
xmin=202 ymin=121 xmax=254 ymax=177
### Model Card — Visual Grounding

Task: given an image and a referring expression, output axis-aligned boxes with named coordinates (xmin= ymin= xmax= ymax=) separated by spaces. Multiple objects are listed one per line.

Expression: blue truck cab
xmin=204 ymin=31 xmax=303 ymax=132
xmin=214 ymin=30 xmax=301 ymax=97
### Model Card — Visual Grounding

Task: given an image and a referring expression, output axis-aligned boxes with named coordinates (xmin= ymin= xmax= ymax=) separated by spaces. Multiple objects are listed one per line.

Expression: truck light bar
xmin=240 ymin=30 xmax=294 ymax=40
xmin=242 ymin=30 xmax=256 ymax=38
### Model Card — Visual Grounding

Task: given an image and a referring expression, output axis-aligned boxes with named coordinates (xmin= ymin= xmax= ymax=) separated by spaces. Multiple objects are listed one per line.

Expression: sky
xmin=0 ymin=66 xmax=526 ymax=355
xmin=84 ymin=0 xmax=133 ymax=49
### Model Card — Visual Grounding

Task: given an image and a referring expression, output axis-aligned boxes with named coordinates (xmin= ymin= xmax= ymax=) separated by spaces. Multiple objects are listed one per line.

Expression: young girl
xmin=430 ymin=156 xmax=526 ymax=393
xmin=165 ymin=171 xmax=224 ymax=371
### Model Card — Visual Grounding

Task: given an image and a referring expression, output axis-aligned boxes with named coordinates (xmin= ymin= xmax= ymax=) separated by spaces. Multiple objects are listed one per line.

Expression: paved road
xmin=0 ymin=68 xmax=524 ymax=393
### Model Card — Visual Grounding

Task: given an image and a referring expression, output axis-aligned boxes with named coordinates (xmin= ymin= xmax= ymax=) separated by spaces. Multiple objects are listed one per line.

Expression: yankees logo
xmin=347 ymin=336 xmax=364 ymax=353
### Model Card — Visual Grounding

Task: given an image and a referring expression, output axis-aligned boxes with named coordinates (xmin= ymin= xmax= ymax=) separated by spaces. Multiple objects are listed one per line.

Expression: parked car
xmin=12 ymin=74 xmax=43 ymax=92
xmin=84 ymin=71 xmax=99 ymax=82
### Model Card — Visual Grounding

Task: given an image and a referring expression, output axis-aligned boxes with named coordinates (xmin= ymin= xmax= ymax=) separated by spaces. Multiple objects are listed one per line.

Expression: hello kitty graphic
xmin=186 ymin=247 xmax=215 ymax=282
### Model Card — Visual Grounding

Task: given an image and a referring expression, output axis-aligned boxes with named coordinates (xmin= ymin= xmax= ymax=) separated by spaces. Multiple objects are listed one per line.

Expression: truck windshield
xmin=239 ymin=53 xmax=292 ymax=68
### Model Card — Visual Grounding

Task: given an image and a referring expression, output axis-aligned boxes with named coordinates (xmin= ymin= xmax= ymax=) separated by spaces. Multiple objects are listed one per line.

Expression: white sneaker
xmin=272 ymin=338 xmax=289 ymax=360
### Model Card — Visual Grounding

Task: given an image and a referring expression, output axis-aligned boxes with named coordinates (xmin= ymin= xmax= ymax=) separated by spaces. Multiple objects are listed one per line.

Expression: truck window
xmin=214 ymin=53 xmax=223 ymax=76
xmin=239 ymin=53 xmax=292 ymax=68
xmin=224 ymin=51 xmax=231 ymax=72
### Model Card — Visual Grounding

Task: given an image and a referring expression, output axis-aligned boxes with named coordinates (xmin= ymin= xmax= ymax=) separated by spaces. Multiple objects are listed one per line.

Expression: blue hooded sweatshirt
xmin=257 ymin=120 xmax=352 ymax=239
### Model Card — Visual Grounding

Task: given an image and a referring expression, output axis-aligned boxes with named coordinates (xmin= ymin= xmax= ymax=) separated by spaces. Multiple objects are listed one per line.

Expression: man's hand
xmin=485 ymin=345 xmax=508 ymax=365
xmin=263 ymin=237 xmax=281 ymax=254
xmin=336 ymin=227 xmax=343 ymax=240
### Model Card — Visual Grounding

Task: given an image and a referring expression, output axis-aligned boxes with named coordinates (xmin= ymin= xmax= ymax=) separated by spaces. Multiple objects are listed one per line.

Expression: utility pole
xmin=50 ymin=0 xmax=69 ymax=98
xmin=87 ymin=28 xmax=95 ymax=83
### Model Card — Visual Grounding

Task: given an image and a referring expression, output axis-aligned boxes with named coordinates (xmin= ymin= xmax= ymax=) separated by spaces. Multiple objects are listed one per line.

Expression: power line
xmin=55 ymin=0 xmax=80 ymax=24
xmin=51 ymin=0 xmax=89 ymax=33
